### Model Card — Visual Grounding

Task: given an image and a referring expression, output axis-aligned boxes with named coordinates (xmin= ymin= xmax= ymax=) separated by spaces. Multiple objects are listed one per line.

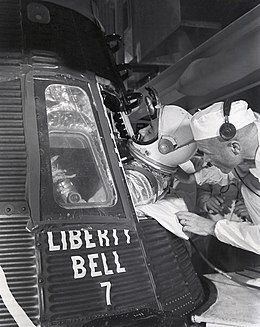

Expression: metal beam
xmin=131 ymin=5 xmax=260 ymax=120
xmin=181 ymin=19 xmax=222 ymax=30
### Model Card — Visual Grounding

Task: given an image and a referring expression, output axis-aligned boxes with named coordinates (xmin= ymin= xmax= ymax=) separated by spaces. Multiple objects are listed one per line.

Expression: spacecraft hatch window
xmin=45 ymin=84 xmax=117 ymax=209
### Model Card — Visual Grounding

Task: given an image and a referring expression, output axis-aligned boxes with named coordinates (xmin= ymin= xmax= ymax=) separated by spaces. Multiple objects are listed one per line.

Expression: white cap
xmin=190 ymin=100 xmax=256 ymax=141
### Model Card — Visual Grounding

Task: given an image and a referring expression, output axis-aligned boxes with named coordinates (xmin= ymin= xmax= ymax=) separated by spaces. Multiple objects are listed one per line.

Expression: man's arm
xmin=176 ymin=211 xmax=260 ymax=255
xmin=194 ymin=166 xmax=233 ymax=186
xmin=214 ymin=220 xmax=260 ymax=254
xmin=174 ymin=165 xmax=234 ymax=186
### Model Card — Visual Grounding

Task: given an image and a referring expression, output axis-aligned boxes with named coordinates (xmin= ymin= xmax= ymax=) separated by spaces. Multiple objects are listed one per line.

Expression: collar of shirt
xmin=249 ymin=121 xmax=260 ymax=182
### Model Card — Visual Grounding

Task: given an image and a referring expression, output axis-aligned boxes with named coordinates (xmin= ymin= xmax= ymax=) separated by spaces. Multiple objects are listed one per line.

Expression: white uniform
xmin=214 ymin=122 xmax=260 ymax=254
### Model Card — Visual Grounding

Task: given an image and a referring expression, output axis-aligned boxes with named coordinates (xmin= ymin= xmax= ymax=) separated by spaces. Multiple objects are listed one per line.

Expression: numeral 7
xmin=100 ymin=281 xmax=112 ymax=305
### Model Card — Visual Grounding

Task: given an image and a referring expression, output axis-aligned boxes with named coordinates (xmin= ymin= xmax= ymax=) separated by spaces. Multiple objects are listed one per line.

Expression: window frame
xmin=33 ymin=73 xmax=133 ymax=223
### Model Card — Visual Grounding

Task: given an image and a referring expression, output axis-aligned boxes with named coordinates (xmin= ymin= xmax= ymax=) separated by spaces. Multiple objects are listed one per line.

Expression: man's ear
xmin=230 ymin=141 xmax=241 ymax=155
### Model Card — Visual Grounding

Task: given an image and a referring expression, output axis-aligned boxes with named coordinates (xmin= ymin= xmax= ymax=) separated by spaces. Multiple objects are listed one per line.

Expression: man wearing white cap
xmin=177 ymin=100 xmax=260 ymax=254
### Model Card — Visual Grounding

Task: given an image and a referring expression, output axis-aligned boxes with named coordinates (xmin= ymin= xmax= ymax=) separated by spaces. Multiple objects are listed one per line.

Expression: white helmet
xmin=128 ymin=105 xmax=197 ymax=174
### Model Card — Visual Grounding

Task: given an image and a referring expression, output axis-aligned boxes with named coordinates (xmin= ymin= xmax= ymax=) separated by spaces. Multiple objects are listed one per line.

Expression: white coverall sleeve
xmin=214 ymin=220 xmax=260 ymax=254
xmin=194 ymin=166 xmax=235 ymax=186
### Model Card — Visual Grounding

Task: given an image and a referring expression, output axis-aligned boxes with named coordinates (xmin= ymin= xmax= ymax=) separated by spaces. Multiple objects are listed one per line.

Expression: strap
xmin=223 ymin=98 xmax=231 ymax=121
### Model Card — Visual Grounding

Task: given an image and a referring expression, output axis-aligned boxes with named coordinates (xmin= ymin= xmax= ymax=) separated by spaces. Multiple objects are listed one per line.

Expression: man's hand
xmin=205 ymin=195 xmax=224 ymax=213
xmin=174 ymin=167 xmax=195 ymax=184
xmin=176 ymin=211 xmax=216 ymax=236
xmin=233 ymin=199 xmax=251 ymax=221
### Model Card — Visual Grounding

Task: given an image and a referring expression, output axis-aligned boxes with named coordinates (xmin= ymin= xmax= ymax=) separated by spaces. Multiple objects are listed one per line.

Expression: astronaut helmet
xmin=128 ymin=105 xmax=197 ymax=174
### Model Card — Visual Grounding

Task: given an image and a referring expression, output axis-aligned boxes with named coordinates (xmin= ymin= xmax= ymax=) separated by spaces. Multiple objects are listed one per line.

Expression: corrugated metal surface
xmin=31 ymin=50 xmax=59 ymax=66
xmin=0 ymin=78 xmax=39 ymax=326
xmin=0 ymin=80 xmax=26 ymax=202
xmin=0 ymin=216 xmax=39 ymax=326
xmin=38 ymin=228 xmax=157 ymax=325
xmin=139 ymin=219 xmax=205 ymax=317
xmin=0 ymin=3 xmax=40 ymax=326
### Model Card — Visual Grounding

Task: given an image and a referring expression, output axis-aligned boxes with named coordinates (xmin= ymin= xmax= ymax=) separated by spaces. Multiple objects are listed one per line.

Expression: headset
xmin=219 ymin=99 xmax=237 ymax=141
xmin=219 ymin=99 xmax=260 ymax=197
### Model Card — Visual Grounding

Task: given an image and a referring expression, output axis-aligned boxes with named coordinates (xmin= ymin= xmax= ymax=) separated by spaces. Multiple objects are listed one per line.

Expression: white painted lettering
xmin=100 ymin=281 xmax=112 ymax=305
xmin=84 ymin=230 xmax=96 ymax=249
xmin=101 ymin=253 xmax=113 ymax=275
xmin=124 ymin=229 xmax=131 ymax=244
xmin=61 ymin=231 xmax=67 ymax=250
xmin=112 ymin=251 xmax=126 ymax=273
xmin=97 ymin=230 xmax=110 ymax=247
xmin=71 ymin=256 xmax=86 ymax=279
xmin=47 ymin=232 xmax=60 ymax=251
xmin=112 ymin=229 xmax=118 ymax=245
xmin=69 ymin=230 xmax=83 ymax=250
xmin=88 ymin=254 xmax=102 ymax=277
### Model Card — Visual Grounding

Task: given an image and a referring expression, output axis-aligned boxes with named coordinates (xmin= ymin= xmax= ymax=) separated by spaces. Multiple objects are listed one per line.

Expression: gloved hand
xmin=145 ymin=86 xmax=161 ymax=108
xmin=144 ymin=86 xmax=162 ymax=119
